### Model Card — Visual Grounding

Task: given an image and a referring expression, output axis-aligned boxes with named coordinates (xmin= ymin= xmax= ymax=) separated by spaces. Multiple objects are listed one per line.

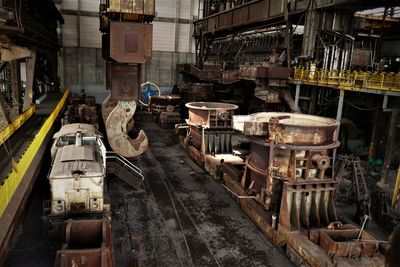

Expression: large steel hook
xmin=105 ymin=100 xmax=148 ymax=158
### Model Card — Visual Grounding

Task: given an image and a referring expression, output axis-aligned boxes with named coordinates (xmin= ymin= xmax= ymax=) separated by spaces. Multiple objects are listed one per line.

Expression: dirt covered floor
xmin=110 ymin=121 xmax=294 ymax=267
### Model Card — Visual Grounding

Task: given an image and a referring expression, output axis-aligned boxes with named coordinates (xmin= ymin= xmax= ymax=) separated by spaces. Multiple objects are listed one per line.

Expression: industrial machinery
xmin=44 ymin=119 xmax=147 ymax=266
xmin=43 ymin=123 xmax=115 ymax=265
xmin=46 ymin=122 xmax=144 ymax=218
xmin=335 ymin=155 xmax=371 ymax=226
xmin=149 ymin=95 xmax=182 ymax=128
xmin=99 ymin=0 xmax=156 ymax=157
xmin=177 ymin=108 xmax=385 ymax=266
xmin=185 ymin=102 xmax=238 ymax=165
xmin=220 ymin=112 xmax=385 ymax=266
xmin=46 ymin=123 xmax=107 ymax=217
xmin=232 ymin=112 xmax=340 ymax=220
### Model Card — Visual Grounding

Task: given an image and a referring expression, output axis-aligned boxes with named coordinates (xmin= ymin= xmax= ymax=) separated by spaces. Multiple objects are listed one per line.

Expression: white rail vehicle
xmin=48 ymin=123 xmax=108 ymax=217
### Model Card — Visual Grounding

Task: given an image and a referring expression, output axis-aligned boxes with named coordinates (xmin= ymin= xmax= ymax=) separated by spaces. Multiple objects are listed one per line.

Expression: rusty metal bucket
xmin=54 ymin=218 xmax=114 ymax=267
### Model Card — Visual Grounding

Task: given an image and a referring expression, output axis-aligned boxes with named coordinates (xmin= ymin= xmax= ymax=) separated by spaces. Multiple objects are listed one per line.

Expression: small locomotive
xmin=46 ymin=123 xmax=108 ymax=217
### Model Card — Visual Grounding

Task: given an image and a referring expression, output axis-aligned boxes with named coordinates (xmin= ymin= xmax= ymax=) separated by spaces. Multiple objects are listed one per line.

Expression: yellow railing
xmin=0 ymin=89 xmax=70 ymax=216
xmin=392 ymin=167 xmax=400 ymax=209
xmin=0 ymin=105 xmax=36 ymax=146
xmin=293 ymin=67 xmax=400 ymax=93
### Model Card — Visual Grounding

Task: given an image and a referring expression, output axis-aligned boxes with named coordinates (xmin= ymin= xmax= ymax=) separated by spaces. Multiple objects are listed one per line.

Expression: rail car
xmin=177 ymin=104 xmax=386 ymax=267
xmin=43 ymin=123 xmax=115 ymax=266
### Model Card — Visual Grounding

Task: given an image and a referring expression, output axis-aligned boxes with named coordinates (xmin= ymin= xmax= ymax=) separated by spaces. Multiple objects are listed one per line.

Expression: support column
xmin=368 ymin=107 xmax=381 ymax=160
xmin=333 ymin=89 xmax=345 ymax=165
xmin=381 ymin=110 xmax=399 ymax=184
xmin=308 ymin=86 xmax=317 ymax=115
xmin=23 ymin=52 xmax=35 ymax=111
xmin=10 ymin=60 xmax=21 ymax=119
xmin=301 ymin=2 xmax=320 ymax=58
xmin=336 ymin=89 xmax=345 ymax=121
xmin=0 ymin=97 xmax=11 ymax=129
xmin=294 ymin=83 xmax=301 ymax=110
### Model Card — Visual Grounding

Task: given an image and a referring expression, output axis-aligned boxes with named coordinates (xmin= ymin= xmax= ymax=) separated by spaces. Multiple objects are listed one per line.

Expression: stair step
xmin=106 ymin=161 xmax=143 ymax=191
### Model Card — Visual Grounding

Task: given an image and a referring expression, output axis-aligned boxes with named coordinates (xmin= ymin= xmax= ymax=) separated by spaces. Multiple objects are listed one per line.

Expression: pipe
xmin=340 ymin=118 xmax=358 ymax=140
xmin=279 ymin=90 xmax=301 ymax=113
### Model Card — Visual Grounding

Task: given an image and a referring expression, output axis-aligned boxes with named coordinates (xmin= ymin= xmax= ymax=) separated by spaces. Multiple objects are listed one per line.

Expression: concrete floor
xmin=5 ymin=119 xmax=294 ymax=266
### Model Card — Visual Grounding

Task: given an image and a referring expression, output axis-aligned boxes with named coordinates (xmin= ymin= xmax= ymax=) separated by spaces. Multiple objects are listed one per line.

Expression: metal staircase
xmin=106 ymin=151 xmax=144 ymax=191
xmin=350 ymin=156 xmax=371 ymax=224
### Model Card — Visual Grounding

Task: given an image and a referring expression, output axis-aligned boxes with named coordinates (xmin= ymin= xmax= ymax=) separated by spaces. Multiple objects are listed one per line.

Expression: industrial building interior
xmin=0 ymin=0 xmax=400 ymax=266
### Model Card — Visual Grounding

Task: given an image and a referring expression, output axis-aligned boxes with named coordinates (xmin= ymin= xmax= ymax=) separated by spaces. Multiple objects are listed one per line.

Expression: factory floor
xmin=5 ymin=120 xmax=294 ymax=266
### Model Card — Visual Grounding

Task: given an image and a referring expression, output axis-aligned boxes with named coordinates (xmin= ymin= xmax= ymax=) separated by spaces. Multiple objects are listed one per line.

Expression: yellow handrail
xmin=292 ymin=67 xmax=400 ymax=93
xmin=0 ymin=89 xmax=70 ymax=216
xmin=392 ymin=167 xmax=400 ymax=209
xmin=0 ymin=105 xmax=36 ymax=146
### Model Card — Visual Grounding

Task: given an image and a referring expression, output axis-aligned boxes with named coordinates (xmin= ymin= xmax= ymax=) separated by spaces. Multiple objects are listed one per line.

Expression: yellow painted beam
xmin=392 ymin=167 xmax=400 ymax=209
xmin=0 ymin=89 xmax=70 ymax=216
xmin=0 ymin=105 xmax=35 ymax=146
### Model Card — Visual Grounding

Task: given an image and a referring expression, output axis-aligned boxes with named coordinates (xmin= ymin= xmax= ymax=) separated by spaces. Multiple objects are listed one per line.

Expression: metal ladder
xmin=350 ymin=156 xmax=370 ymax=224
xmin=106 ymin=151 xmax=144 ymax=191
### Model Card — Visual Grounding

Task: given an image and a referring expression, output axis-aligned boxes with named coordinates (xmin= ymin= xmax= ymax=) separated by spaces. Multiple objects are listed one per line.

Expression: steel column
xmin=381 ymin=110 xmax=399 ymax=184
xmin=294 ymin=83 xmax=301 ymax=110
xmin=333 ymin=89 xmax=345 ymax=165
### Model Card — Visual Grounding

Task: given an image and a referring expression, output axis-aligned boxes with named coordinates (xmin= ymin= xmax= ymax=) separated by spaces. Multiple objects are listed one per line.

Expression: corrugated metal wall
xmin=59 ymin=0 xmax=200 ymax=102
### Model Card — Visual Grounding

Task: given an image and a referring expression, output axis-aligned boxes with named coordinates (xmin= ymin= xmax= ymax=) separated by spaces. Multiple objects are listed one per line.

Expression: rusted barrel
xmin=186 ymin=102 xmax=238 ymax=128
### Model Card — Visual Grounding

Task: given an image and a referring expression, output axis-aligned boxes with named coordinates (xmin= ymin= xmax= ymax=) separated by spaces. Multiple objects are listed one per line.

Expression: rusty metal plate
xmin=219 ymin=12 xmax=233 ymax=28
xmin=110 ymin=22 xmax=152 ymax=63
xmin=191 ymin=83 xmax=213 ymax=93
xmin=263 ymin=67 xmax=290 ymax=79
xmin=269 ymin=0 xmax=284 ymax=17
xmin=248 ymin=1 xmax=268 ymax=23
xmin=107 ymin=63 xmax=140 ymax=101
xmin=279 ymin=179 xmax=338 ymax=231
xmin=232 ymin=7 xmax=248 ymax=25
xmin=238 ymin=66 xmax=289 ymax=80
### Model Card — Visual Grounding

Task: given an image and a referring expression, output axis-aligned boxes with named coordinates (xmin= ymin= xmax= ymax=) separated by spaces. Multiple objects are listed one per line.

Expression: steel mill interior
xmin=1 ymin=0 xmax=400 ymax=266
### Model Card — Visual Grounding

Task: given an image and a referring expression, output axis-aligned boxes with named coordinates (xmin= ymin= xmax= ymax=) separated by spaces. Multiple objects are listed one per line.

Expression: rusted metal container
xmin=54 ymin=218 xmax=114 ymax=267
xmin=186 ymin=102 xmax=238 ymax=128
xmin=109 ymin=22 xmax=152 ymax=63
xmin=186 ymin=102 xmax=238 ymax=155
xmin=108 ymin=0 xmax=155 ymax=16
xmin=233 ymin=112 xmax=340 ymax=230
xmin=233 ymin=112 xmax=339 ymax=146
xmin=309 ymin=224 xmax=379 ymax=258
xmin=220 ymin=111 xmax=384 ymax=265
